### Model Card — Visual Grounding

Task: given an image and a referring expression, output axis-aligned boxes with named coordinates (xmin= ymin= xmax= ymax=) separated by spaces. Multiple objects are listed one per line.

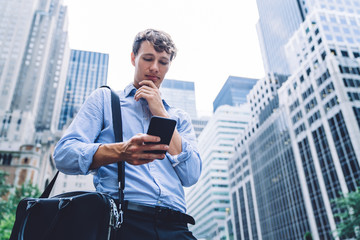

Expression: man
xmin=53 ymin=29 xmax=202 ymax=239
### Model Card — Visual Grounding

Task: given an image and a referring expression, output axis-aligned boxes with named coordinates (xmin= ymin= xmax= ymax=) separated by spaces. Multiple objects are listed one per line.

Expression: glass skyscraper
xmin=187 ymin=104 xmax=251 ymax=240
xmin=213 ymin=76 xmax=258 ymax=113
xmin=0 ymin=0 xmax=70 ymax=190
xmin=58 ymin=50 xmax=109 ymax=130
xmin=229 ymin=1 xmax=360 ymax=239
xmin=256 ymin=0 xmax=305 ymax=75
xmin=160 ymin=79 xmax=197 ymax=119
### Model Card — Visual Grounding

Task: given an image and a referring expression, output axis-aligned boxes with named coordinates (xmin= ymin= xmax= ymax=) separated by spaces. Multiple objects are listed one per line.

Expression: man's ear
xmin=131 ymin=52 xmax=135 ymax=66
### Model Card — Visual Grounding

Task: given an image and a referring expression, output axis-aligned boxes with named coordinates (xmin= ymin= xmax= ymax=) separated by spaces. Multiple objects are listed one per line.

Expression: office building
xmin=279 ymin=9 xmax=360 ymax=239
xmin=160 ymin=79 xmax=208 ymax=138
xmin=186 ymin=104 xmax=250 ymax=240
xmin=191 ymin=117 xmax=210 ymax=138
xmin=229 ymin=4 xmax=360 ymax=240
xmin=255 ymin=0 xmax=305 ymax=75
xmin=213 ymin=76 xmax=257 ymax=113
xmin=58 ymin=50 xmax=109 ymax=130
xmin=53 ymin=49 xmax=108 ymax=194
xmin=0 ymin=0 xmax=70 ymax=190
xmin=0 ymin=0 xmax=39 ymax=110
xmin=160 ymin=79 xmax=198 ymax=119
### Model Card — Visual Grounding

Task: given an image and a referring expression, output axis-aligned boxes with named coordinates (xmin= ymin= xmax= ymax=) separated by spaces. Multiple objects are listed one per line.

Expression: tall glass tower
xmin=187 ymin=104 xmax=250 ymax=240
xmin=160 ymin=79 xmax=197 ymax=119
xmin=0 ymin=0 xmax=70 ymax=191
xmin=58 ymin=50 xmax=109 ymax=130
xmin=229 ymin=1 xmax=360 ymax=239
xmin=256 ymin=0 xmax=305 ymax=74
xmin=213 ymin=76 xmax=257 ymax=112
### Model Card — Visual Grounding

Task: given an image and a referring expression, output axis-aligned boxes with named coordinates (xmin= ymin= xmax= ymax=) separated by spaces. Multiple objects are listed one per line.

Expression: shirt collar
xmin=124 ymin=84 xmax=137 ymax=97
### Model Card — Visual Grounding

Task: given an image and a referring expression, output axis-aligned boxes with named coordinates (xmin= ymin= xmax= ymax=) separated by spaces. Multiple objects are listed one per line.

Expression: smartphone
xmin=145 ymin=116 xmax=177 ymax=154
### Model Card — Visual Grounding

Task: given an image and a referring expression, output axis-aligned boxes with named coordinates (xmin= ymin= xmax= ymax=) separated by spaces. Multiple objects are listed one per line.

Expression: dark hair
xmin=132 ymin=29 xmax=177 ymax=61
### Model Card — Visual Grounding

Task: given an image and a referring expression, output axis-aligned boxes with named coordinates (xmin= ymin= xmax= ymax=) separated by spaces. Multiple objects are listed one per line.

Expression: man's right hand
xmin=90 ymin=134 xmax=169 ymax=169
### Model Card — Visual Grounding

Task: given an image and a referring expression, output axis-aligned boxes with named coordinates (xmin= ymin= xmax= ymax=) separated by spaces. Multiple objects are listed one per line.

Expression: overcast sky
xmin=63 ymin=0 xmax=265 ymax=117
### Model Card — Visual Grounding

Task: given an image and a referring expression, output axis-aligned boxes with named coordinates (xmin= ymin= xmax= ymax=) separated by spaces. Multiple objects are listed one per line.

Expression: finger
xmin=140 ymin=134 xmax=161 ymax=143
xmin=134 ymin=88 xmax=154 ymax=101
xmin=140 ymin=80 xmax=156 ymax=88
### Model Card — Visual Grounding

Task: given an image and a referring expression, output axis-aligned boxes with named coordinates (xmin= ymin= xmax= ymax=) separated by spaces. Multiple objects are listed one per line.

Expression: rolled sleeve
xmin=167 ymin=139 xmax=192 ymax=167
xmin=53 ymin=88 xmax=107 ymax=175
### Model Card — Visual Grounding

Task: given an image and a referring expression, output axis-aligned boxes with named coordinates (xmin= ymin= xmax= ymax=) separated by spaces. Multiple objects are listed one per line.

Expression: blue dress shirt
xmin=53 ymin=84 xmax=202 ymax=213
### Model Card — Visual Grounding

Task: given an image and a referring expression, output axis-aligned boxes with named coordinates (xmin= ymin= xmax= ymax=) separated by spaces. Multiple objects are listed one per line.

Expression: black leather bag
xmin=9 ymin=86 xmax=125 ymax=240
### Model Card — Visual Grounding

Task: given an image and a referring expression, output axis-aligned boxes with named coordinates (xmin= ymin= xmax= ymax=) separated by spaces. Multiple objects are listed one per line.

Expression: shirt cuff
xmin=80 ymin=143 xmax=102 ymax=174
xmin=167 ymin=139 xmax=192 ymax=167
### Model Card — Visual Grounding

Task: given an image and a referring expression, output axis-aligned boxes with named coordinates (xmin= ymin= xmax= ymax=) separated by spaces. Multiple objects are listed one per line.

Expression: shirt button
xmin=157 ymin=201 xmax=161 ymax=204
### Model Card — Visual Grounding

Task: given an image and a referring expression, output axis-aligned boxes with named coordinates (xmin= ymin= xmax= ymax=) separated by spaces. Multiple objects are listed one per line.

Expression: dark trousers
xmin=116 ymin=208 xmax=197 ymax=240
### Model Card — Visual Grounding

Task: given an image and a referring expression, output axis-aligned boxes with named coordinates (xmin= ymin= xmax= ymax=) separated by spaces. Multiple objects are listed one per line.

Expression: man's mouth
xmin=146 ymin=75 xmax=159 ymax=81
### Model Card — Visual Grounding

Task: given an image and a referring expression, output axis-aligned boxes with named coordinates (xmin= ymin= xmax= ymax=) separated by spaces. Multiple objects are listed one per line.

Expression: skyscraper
xmin=58 ymin=50 xmax=109 ymax=130
xmin=255 ymin=0 xmax=305 ymax=74
xmin=160 ymin=79 xmax=208 ymax=138
xmin=186 ymin=104 xmax=251 ymax=240
xmin=279 ymin=9 xmax=360 ymax=238
xmin=0 ymin=0 xmax=70 ymax=190
xmin=160 ymin=79 xmax=197 ymax=119
xmin=229 ymin=1 xmax=360 ymax=239
xmin=0 ymin=0 xmax=39 ymax=110
xmin=53 ymin=49 xmax=109 ymax=195
xmin=213 ymin=76 xmax=257 ymax=112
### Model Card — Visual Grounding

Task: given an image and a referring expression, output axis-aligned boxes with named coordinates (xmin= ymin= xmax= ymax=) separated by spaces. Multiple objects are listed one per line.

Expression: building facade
xmin=186 ymin=104 xmax=250 ymax=240
xmin=213 ymin=76 xmax=257 ymax=113
xmin=0 ymin=0 xmax=39 ymax=110
xmin=160 ymin=79 xmax=208 ymax=138
xmin=160 ymin=79 xmax=198 ymax=119
xmin=53 ymin=49 xmax=108 ymax=195
xmin=229 ymin=2 xmax=360 ymax=239
xmin=58 ymin=49 xmax=109 ymax=130
xmin=280 ymin=9 xmax=360 ymax=239
xmin=0 ymin=0 xmax=69 ymax=190
xmin=255 ymin=0 xmax=305 ymax=75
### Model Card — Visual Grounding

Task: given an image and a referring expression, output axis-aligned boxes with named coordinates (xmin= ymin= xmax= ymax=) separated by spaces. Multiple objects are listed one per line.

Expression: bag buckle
xmin=109 ymin=199 xmax=122 ymax=229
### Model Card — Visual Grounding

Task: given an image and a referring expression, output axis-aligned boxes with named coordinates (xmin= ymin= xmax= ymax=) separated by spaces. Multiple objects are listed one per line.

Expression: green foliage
xmin=0 ymin=170 xmax=11 ymax=221
xmin=333 ymin=187 xmax=360 ymax=240
xmin=304 ymin=231 xmax=313 ymax=240
xmin=0 ymin=170 xmax=41 ymax=239
xmin=0 ymin=171 xmax=11 ymax=197
xmin=0 ymin=214 xmax=15 ymax=240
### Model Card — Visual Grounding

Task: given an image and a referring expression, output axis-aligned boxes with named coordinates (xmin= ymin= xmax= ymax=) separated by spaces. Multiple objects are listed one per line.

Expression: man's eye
xmin=160 ymin=61 xmax=168 ymax=65
xmin=143 ymin=58 xmax=152 ymax=61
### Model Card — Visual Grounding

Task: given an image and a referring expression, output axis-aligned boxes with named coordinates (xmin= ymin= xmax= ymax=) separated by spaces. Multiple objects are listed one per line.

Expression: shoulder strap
xmin=100 ymin=86 xmax=125 ymax=203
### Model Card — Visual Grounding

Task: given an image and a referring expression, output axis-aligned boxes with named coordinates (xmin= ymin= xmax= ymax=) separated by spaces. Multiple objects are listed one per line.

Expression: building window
xmin=312 ymin=126 xmax=342 ymax=216
xmin=298 ymin=137 xmax=332 ymax=239
xmin=341 ymin=50 xmax=349 ymax=57
xmin=328 ymin=111 xmax=360 ymax=191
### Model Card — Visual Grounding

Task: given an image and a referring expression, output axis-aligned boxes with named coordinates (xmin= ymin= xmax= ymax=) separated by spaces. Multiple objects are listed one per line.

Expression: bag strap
xmin=40 ymin=86 xmax=125 ymax=203
xmin=101 ymin=86 xmax=125 ymax=205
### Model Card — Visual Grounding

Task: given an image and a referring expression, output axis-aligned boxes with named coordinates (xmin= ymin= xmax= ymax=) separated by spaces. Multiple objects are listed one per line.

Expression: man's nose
xmin=149 ymin=61 xmax=159 ymax=72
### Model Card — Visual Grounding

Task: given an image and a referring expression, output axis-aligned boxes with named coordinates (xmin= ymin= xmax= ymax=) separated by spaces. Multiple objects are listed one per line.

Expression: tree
xmin=304 ymin=231 xmax=313 ymax=240
xmin=0 ymin=170 xmax=11 ymax=221
xmin=0 ymin=214 xmax=15 ymax=240
xmin=333 ymin=187 xmax=360 ymax=240
xmin=0 ymin=170 xmax=41 ymax=240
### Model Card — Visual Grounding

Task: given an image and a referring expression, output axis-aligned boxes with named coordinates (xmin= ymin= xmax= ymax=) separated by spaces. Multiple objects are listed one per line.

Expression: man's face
xmin=131 ymin=41 xmax=171 ymax=89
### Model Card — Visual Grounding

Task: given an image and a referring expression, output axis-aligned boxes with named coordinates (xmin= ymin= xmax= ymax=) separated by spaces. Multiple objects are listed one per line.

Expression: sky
xmin=63 ymin=0 xmax=265 ymax=117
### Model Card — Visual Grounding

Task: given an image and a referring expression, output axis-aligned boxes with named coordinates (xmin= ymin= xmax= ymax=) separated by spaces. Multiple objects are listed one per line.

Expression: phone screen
xmin=145 ymin=116 xmax=177 ymax=154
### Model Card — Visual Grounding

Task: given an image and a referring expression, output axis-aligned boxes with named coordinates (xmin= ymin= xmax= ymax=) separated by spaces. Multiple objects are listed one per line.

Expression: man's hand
xmin=134 ymin=80 xmax=169 ymax=117
xmin=90 ymin=134 xmax=169 ymax=169
xmin=121 ymin=134 xmax=168 ymax=165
